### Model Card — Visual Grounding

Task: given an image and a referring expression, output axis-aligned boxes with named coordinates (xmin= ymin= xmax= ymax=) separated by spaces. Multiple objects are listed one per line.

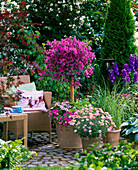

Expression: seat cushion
xmin=17 ymin=90 xmax=47 ymax=111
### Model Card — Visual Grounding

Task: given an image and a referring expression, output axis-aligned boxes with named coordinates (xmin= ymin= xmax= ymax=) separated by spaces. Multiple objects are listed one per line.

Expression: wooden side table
xmin=0 ymin=113 xmax=28 ymax=147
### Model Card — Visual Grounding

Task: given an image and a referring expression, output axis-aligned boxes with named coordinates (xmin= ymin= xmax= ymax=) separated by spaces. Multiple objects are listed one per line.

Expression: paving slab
xmin=0 ymin=129 xmax=82 ymax=168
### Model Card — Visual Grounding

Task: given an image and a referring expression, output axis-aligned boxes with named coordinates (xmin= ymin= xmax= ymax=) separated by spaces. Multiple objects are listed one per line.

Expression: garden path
xmin=0 ymin=127 xmax=82 ymax=168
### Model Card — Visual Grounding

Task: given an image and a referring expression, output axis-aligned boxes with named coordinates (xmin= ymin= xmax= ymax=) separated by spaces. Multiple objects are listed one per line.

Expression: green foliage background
xmin=101 ymin=0 xmax=136 ymax=70
xmin=28 ymin=0 xmax=107 ymax=59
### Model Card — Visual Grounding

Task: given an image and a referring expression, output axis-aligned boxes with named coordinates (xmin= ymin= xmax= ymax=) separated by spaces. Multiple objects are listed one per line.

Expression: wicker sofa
xmin=0 ymin=75 xmax=52 ymax=141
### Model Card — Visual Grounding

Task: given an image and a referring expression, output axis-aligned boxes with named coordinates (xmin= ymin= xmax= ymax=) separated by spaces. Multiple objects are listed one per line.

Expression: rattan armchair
xmin=0 ymin=75 xmax=52 ymax=141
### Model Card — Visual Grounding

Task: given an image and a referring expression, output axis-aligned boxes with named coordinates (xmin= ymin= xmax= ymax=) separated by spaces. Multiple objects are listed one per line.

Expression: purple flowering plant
xmin=68 ymin=105 xmax=116 ymax=139
xmin=49 ymin=101 xmax=74 ymax=129
xmin=108 ymin=54 xmax=138 ymax=84
xmin=40 ymin=37 xmax=95 ymax=88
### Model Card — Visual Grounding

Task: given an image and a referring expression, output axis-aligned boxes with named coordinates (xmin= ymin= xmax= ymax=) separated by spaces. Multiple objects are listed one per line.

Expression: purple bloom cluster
xmin=108 ymin=54 xmax=138 ymax=84
xmin=112 ymin=62 xmax=119 ymax=75
xmin=129 ymin=54 xmax=136 ymax=72
xmin=135 ymin=58 xmax=138 ymax=71
xmin=133 ymin=72 xmax=138 ymax=83
xmin=108 ymin=62 xmax=119 ymax=83
xmin=108 ymin=69 xmax=116 ymax=83
xmin=41 ymin=37 xmax=95 ymax=88
xmin=122 ymin=69 xmax=131 ymax=83
xmin=124 ymin=63 xmax=131 ymax=73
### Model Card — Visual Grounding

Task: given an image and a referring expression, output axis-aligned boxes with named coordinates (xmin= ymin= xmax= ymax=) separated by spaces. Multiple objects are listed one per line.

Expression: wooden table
xmin=0 ymin=113 xmax=28 ymax=147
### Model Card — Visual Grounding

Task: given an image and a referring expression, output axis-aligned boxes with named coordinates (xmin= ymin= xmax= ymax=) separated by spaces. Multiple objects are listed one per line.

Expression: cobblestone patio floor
xmin=0 ymin=128 xmax=83 ymax=168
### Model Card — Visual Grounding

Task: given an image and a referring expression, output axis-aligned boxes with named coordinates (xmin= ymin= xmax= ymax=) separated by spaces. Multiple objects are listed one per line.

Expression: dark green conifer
xmin=101 ymin=0 xmax=136 ymax=70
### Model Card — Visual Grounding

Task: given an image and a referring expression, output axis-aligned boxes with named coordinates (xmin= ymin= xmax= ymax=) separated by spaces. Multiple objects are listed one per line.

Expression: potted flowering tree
xmin=49 ymin=101 xmax=82 ymax=148
xmin=41 ymin=37 xmax=95 ymax=148
xmin=41 ymin=37 xmax=95 ymax=102
xmin=68 ymin=105 xmax=116 ymax=151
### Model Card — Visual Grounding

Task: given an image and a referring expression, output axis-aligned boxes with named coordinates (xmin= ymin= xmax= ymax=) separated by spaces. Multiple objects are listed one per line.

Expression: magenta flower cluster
xmin=49 ymin=101 xmax=74 ymax=128
xmin=41 ymin=37 xmax=95 ymax=88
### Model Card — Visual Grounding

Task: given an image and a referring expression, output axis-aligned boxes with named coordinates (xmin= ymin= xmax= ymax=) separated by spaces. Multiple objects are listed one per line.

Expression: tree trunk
xmin=70 ymin=81 xmax=74 ymax=102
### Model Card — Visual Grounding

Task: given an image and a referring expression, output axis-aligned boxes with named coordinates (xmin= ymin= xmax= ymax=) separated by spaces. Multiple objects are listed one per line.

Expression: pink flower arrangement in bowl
xmin=49 ymin=101 xmax=74 ymax=128
xmin=68 ymin=105 xmax=116 ymax=139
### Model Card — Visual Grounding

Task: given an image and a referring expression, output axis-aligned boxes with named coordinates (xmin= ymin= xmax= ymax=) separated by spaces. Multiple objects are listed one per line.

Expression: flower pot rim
xmin=107 ymin=129 xmax=121 ymax=132
xmin=81 ymin=137 xmax=102 ymax=140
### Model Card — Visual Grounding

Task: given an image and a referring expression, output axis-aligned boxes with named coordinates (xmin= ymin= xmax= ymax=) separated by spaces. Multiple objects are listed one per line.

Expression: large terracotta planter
xmin=103 ymin=129 xmax=121 ymax=148
xmin=56 ymin=125 xmax=82 ymax=149
xmin=82 ymin=137 xmax=103 ymax=152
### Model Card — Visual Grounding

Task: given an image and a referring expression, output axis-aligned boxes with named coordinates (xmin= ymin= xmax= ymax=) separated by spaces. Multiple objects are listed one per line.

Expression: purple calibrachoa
xmin=41 ymin=37 xmax=95 ymax=88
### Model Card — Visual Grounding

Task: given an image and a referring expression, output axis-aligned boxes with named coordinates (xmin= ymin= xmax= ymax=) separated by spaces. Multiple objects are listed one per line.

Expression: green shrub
xmin=75 ymin=141 xmax=138 ymax=169
xmin=121 ymin=113 xmax=138 ymax=143
xmin=0 ymin=138 xmax=36 ymax=169
xmin=91 ymin=84 xmax=133 ymax=128
xmin=28 ymin=0 xmax=107 ymax=58
xmin=101 ymin=0 xmax=136 ymax=70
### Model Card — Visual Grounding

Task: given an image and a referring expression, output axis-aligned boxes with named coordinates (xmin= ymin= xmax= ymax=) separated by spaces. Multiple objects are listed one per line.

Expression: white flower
xmin=1 ymin=2 xmax=5 ymax=6
xmin=0 ymin=6 xmax=5 ymax=12
xmin=7 ymin=8 xmax=11 ymax=12
xmin=11 ymin=1 xmax=17 ymax=6
xmin=26 ymin=5 xmax=30 ymax=9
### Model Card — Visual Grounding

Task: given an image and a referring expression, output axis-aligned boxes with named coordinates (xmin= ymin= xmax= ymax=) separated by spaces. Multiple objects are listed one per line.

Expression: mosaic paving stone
xmin=0 ymin=129 xmax=83 ymax=168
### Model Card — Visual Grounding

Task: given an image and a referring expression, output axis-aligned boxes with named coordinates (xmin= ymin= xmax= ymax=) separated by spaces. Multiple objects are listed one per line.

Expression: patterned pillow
xmin=17 ymin=90 xmax=47 ymax=111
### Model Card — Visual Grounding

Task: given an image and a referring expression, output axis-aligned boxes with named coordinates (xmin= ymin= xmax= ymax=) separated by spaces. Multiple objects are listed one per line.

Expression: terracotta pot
xmin=82 ymin=137 xmax=103 ymax=152
xmin=103 ymin=129 xmax=121 ymax=148
xmin=56 ymin=125 xmax=82 ymax=149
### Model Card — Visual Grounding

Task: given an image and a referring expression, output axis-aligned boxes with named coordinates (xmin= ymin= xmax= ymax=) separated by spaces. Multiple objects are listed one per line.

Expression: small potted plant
xmin=91 ymin=85 xmax=135 ymax=147
xmin=49 ymin=101 xmax=82 ymax=149
xmin=68 ymin=104 xmax=116 ymax=151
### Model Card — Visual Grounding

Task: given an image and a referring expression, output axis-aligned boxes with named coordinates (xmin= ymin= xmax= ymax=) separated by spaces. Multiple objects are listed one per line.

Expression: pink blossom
xmin=99 ymin=133 xmax=102 ymax=137
xmin=90 ymin=122 xmax=94 ymax=125
xmin=77 ymin=121 xmax=80 ymax=125
xmin=41 ymin=37 xmax=95 ymax=87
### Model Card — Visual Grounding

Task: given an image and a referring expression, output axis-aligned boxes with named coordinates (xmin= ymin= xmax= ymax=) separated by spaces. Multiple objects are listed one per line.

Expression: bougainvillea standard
xmin=41 ymin=37 xmax=95 ymax=88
